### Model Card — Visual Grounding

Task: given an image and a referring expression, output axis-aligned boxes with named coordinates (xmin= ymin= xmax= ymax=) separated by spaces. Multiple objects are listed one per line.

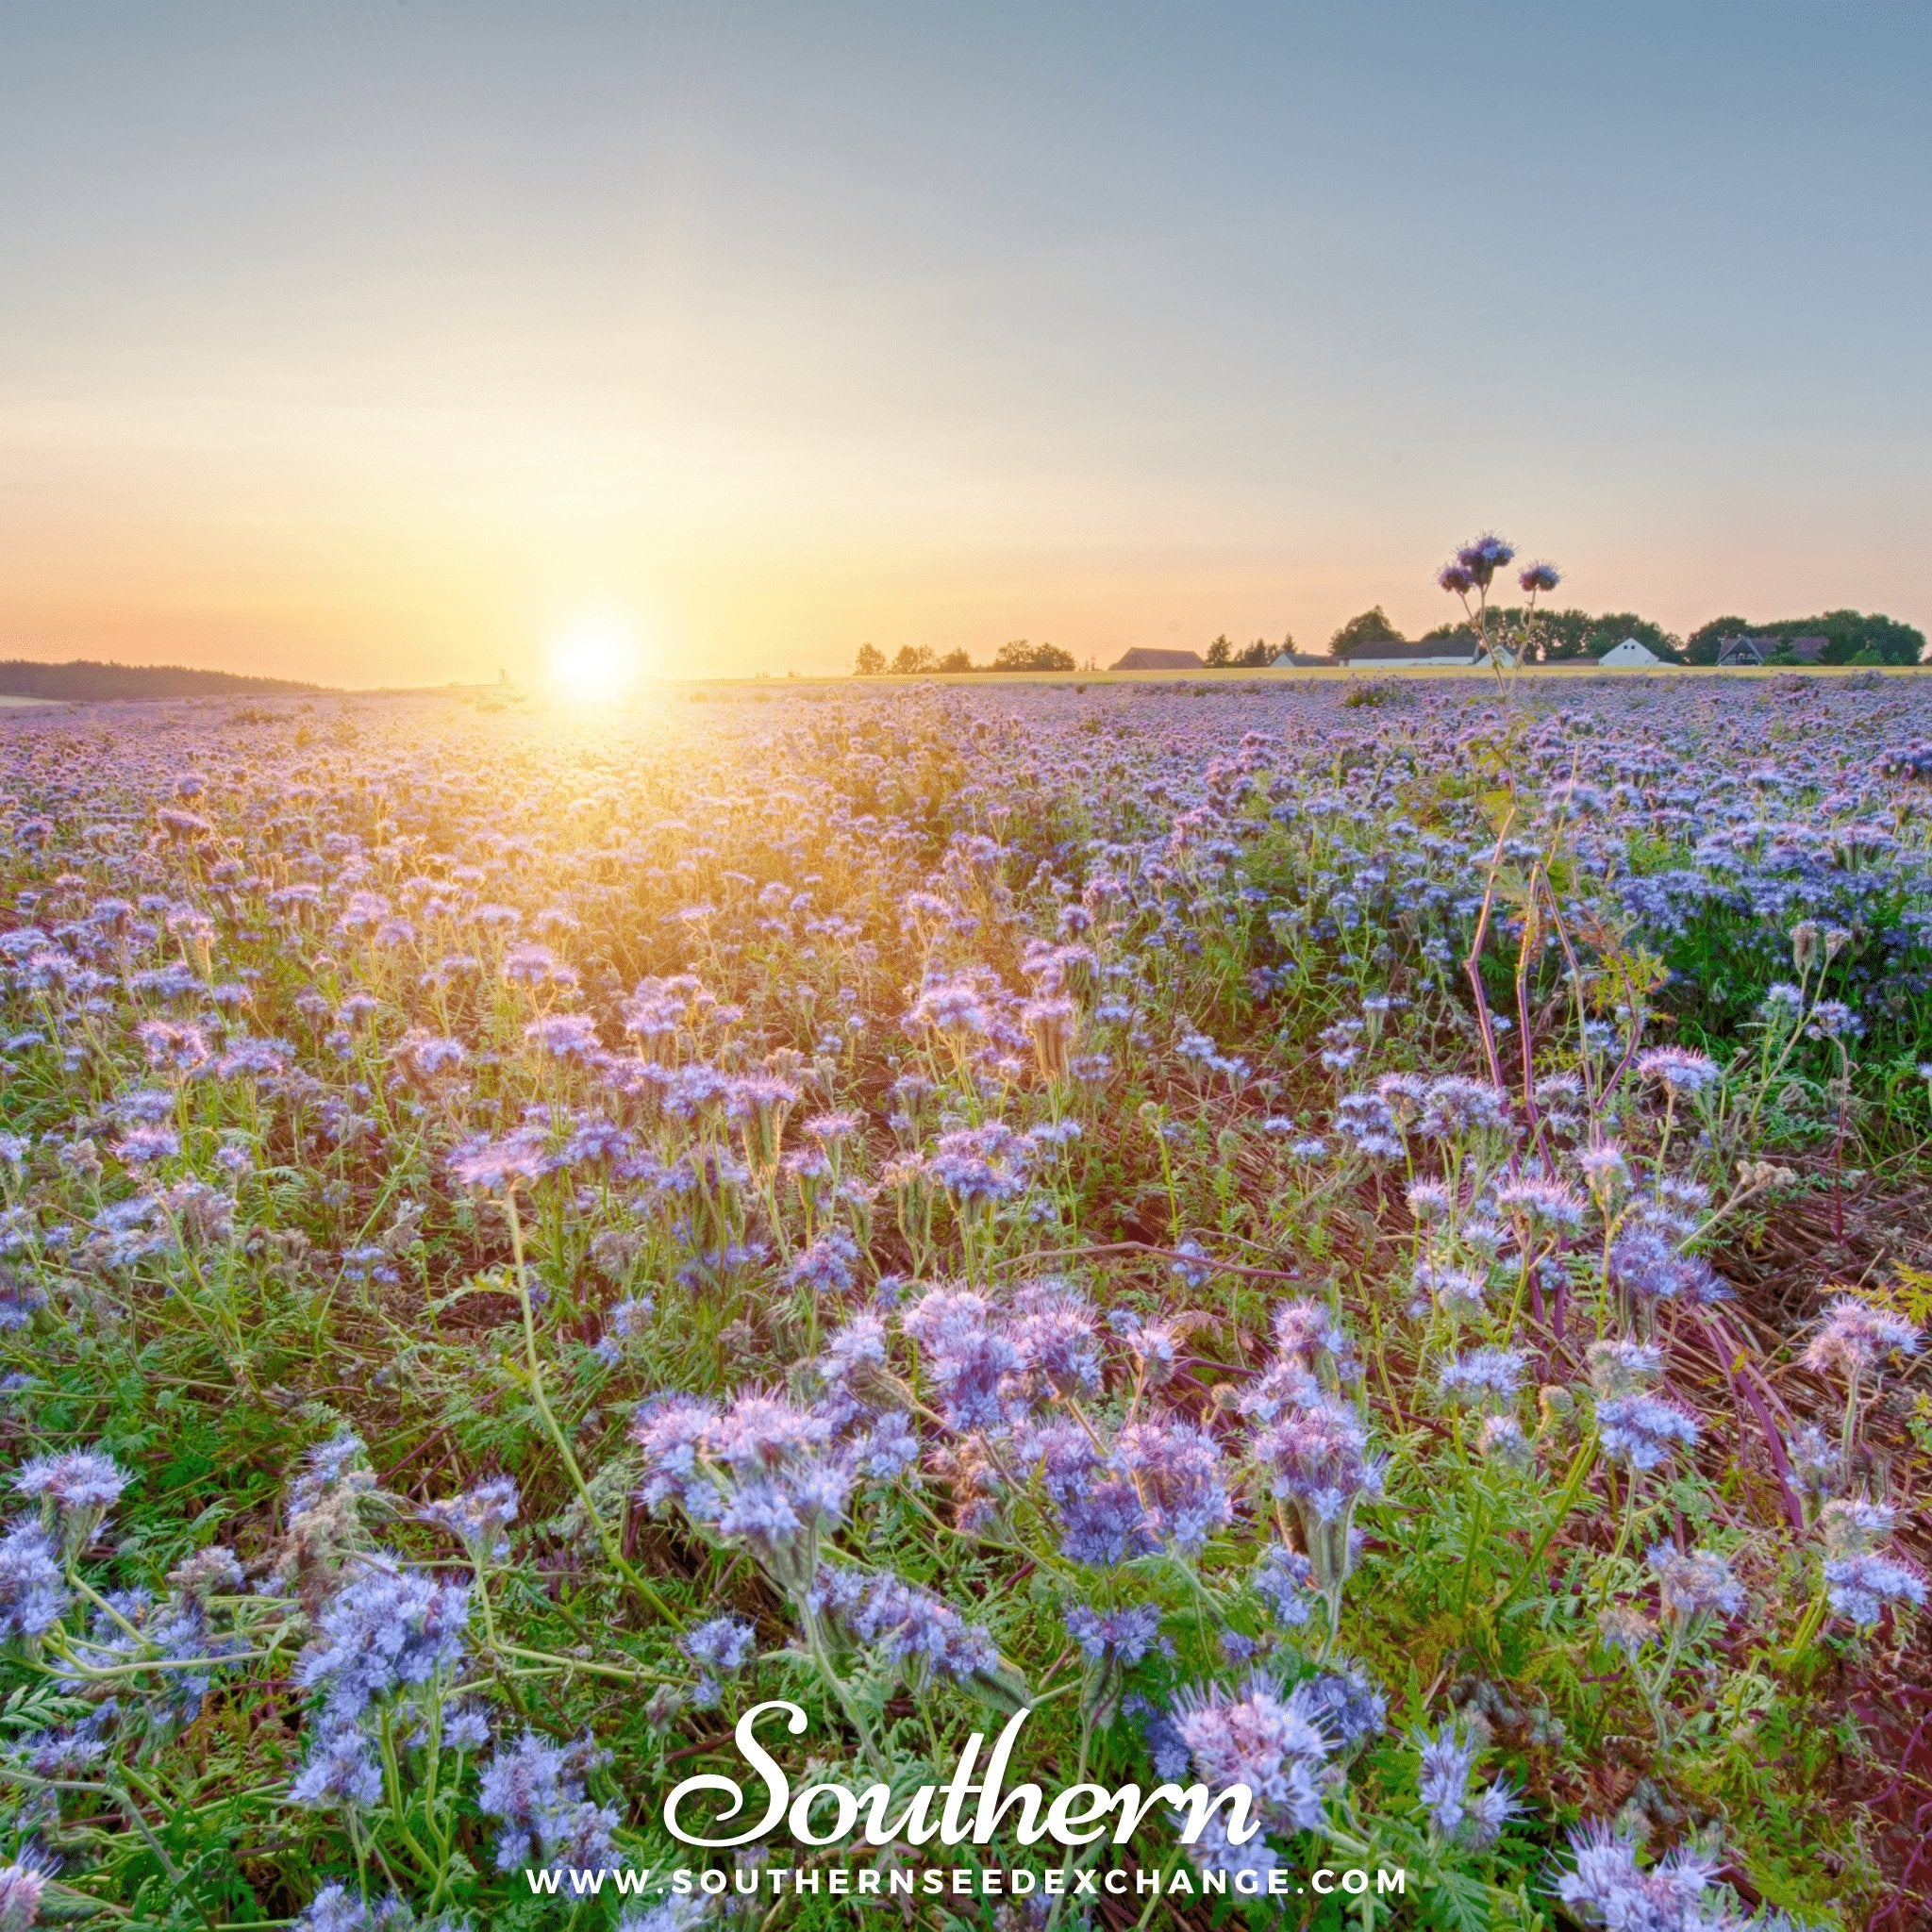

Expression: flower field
xmin=1 ymin=673 xmax=1929 ymax=1931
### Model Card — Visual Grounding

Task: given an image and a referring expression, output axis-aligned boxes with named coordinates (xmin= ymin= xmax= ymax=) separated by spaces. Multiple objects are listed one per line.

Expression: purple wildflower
xmin=1647 ymin=1544 xmax=1745 ymax=1626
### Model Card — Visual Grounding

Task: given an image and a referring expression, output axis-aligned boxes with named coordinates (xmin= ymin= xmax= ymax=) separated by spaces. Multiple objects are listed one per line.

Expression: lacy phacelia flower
xmin=1597 ymin=1391 xmax=1701 ymax=1472
xmin=1253 ymin=1398 xmax=1383 ymax=1526
xmin=808 ymin=1566 xmax=1002 ymax=1686
xmin=0 ymin=1857 xmax=54 ymax=1932
xmin=14 ymin=1450 xmax=130 ymax=1555
xmin=291 ymin=1883 xmax=421 ymax=1932
xmin=1819 ymin=1500 xmax=1927 ymax=1628
xmin=1112 ymin=1418 xmax=1230 ymax=1553
xmin=1064 ymin=1602 xmax=1163 ymax=1669
xmin=631 ymin=1391 xmax=848 ymax=1594
xmin=1804 ymin=1298 xmax=1921 ymax=1378
xmin=1172 ymin=1674 xmax=1332 ymax=1837
xmin=1647 ymin=1544 xmax=1745 ymax=1627
xmin=0 ymin=1520 xmax=69 ymax=1641
xmin=477 ymin=1729 xmax=621 ymax=1872
xmin=901 ymin=1289 xmax=1024 ymax=1431
xmin=295 ymin=1559 xmax=470 ymax=1724
xmin=1412 ymin=1720 xmax=1523 ymax=1848
xmin=1253 ymin=1542 xmax=1314 ymax=1626
xmin=420 ymin=1476 xmax=519 ymax=1564
xmin=1300 ymin=1662 xmax=1387 ymax=1751
xmin=1636 ymin=1047 xmax=1721 ymax=1096
xmin=1556 ymin=1823 xmax=1735 ymax=1932
xmin=1436 ymin=1346 xmax=1526 ymax=1410
xmin=1024 ymin=1421 xmax=1154 ymax=1567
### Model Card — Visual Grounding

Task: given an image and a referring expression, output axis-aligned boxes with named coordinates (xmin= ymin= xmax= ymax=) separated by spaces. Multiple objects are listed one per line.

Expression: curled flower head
xmin=15 ymin=1450 xmax=130 ymax=1555
xmin=1253 ymin=1541 xmax=1314 ymax=1627
xmin=1455 ymin=533 xmax=1515 ymax=581
xmin=1436 ymin=1346 xmax=1527 ymax=1411
xmin=1805 ymin=1297 xmax=1920 ymax=1379
xmin=1557 ymin=1824 xmax=1729 ymax=1932
xmin=1518 ymin=562 xmax=1560 ymax=594
xmin=1597 ymin=1603 xmax=1656 ymax=1661
xmin=1586 ymin=1339 xmax=1663 ymax=1398
xmin=1824 ymin=1549 xmax=1926 ymax=1629
xmin=682 ymin=1614 xmax=758 ymax=1674
xmin=1171 ymin=1674 xmax=1332 ymax=1834
xmin=477 ymin=1729 xmax=620 ymax=1873
xmin=0 ymin=1519 xmax=68 ymax=1641
xmin=420 ymin=1476 xmax=520 ymax=1564
xmin=1413 ymin=1720 xmax=1524 ymax=1849
xmin=1647 ymin=1543 xmax=1744 ymax=1626
xmin=295 ymin=1558 xmax=470 ymax=1724
xmin=1598 ymin=1391 xmax=1699 ymax=1472
xmin=1636 ymin=1047 xmax=1721 ymax=1097
xmin=1254 ymin=1398 xmax=1384 ymax=1525
xmin=1064 ymin=1601 xmax=1163 ymax=1670
xmin=0 ymin=1855 xmax=56 ymax=1932
xmin=1819 ymin=1500 xmax=1926 ymax=1627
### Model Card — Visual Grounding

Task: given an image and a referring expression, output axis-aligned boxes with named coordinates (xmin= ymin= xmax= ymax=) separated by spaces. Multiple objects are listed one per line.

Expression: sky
xmin=1 ymin=0 xmax=1928 ymax=686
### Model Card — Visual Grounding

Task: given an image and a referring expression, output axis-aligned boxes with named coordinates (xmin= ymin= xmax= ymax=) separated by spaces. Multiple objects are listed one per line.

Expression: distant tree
xmin=1277 ymin=631 xmax=1297 ymax=658
xmin=1233 ymin=639 xmax=1274 ymax=667
xmin=891 ymin=645 xmax=936 ymax=675
xmin=1328 ymin=608 xmax=1405 ymax=660
xmin=936 ymin=648 xmax=974 ymax=672
xmin=854 ymin=642 xmax=885 ymax=675
xmin=992 ymin=640 xmax=1077 ymax=672
xmin=1205 ymin=634 xmax=1234 ymax=667
xmin=1582 ymin=611 xmax=1683 ymax=662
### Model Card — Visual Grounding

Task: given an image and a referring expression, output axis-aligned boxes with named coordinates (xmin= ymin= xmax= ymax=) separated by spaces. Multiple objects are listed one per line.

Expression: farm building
xmin=1340 ymin=638 xmax=1515 ymax=668
xmin=1716 ymin=635 xmax=1827 ymax=667
xmin=1111 ymin=646 xmax=1205 ymax=670
xmin=1597 ymin=638 xmax=1662 ymax=666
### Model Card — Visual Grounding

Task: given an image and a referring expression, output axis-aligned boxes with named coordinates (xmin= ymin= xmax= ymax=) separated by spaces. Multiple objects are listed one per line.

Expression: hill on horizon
xmin=0 ymin=658 xmax=323 ymax=700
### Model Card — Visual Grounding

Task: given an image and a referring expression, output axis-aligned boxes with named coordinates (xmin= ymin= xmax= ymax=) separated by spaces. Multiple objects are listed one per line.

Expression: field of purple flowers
xmin=0 ymin=672 xmax=1929 ymax=1932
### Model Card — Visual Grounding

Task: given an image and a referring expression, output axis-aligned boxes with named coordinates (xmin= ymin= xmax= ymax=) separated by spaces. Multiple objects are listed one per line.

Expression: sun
xmin=545 ymin=618 xmax=645 ymax=703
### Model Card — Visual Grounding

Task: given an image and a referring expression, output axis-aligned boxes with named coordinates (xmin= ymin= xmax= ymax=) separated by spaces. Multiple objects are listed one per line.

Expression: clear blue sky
xmin=2 ymin=1 xmax=1926 ymax=680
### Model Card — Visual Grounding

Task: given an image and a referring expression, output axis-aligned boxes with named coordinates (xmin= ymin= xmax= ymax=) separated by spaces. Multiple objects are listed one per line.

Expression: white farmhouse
xmin=1597 ymin=638 xmax=1662 ymax=667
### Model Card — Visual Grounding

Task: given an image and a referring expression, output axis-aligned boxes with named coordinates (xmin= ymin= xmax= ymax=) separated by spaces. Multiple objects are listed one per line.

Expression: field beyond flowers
xmin=2 ymin=674 xmax=1931 ymax=1932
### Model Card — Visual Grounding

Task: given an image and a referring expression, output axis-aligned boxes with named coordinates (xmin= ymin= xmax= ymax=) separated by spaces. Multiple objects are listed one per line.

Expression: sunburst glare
xmin=545 ymin=618 xmax=646 ymax=702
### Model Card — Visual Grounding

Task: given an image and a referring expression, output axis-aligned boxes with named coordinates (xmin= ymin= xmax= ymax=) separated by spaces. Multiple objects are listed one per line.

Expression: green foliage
xmin=993 ymin=639 xmax=1078 ymax=671
xmin=1330 ymin=608 xmax=1407 ymax=658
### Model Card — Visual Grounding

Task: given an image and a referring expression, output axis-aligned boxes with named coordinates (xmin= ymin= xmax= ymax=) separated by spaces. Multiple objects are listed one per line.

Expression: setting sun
xmin=544 ymin=618 xmax=645 ymax=702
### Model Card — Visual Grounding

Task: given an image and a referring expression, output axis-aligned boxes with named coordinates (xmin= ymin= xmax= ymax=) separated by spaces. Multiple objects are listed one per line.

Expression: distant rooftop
xmin=1111 ymin=646 xmax=1204 ymax=670
xmin=1341 ymin=638 xmax=1482 ymax=663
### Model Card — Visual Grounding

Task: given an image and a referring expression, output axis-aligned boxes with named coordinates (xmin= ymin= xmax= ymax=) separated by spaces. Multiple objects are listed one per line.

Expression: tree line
xmin=853 ymin=606 xmax=1926 ymax=677
xmin=0 ymin=658 xmax=322 ymax=700
xmin=854 ymin=641 xmax=1078 ymax=675
xmin=1325 ymin=605 xmax=1925 ymax=666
